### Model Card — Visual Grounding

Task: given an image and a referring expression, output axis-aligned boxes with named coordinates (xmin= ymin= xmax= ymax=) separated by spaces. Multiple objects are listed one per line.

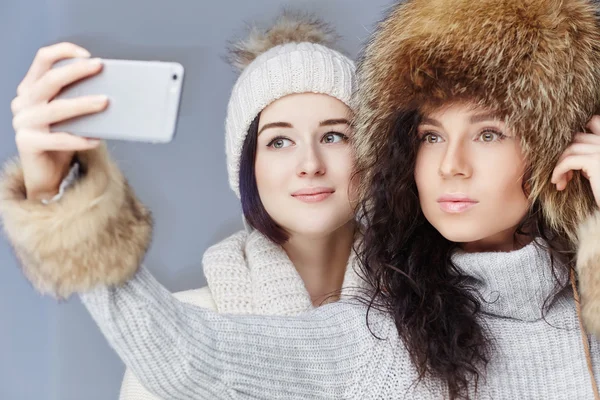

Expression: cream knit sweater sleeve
xmin=0 ymin=146 xmax=391 ymax=399
xmin=80 ymin=267 xmax=390 ymax=400
xmin=119 ymin=286 xmax=217 ymax=400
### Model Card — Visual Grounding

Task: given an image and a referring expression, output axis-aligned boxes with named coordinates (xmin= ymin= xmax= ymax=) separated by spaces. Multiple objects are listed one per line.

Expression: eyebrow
xmin=420 ymin=117 xmax=442 ymax=128
xmin=257 ymin=118 xmax=351 ymax=135
xmin=319 ymin=118 xmax=351 ymax=127
xmin=257 ymin=122 xmax=292 ymax=135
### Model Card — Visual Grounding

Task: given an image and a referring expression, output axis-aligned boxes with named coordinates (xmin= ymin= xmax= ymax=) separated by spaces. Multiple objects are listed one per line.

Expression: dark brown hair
xmin=356 ymin=108 xmax=574 ymax=399
xmin=239 ymin=114 xmax=289 ymax=244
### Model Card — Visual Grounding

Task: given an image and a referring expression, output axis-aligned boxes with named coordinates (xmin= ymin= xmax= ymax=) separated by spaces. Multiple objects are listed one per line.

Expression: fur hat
xmin=224 ymin=11 xmax=356 ymax=197
xmin=353 ymin=0 xmax=600 ymax=242
xmin=353 ymin=0 xmax=600 ymax=336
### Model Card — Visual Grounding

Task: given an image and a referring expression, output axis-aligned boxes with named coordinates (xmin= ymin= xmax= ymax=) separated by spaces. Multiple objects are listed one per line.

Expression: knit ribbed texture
xmin=119 ymin=287 xmax=217 ymax=400
xmin=203 ymin=229 xmax=365 ymax=315
xmin=451 ymin=239 xmax=570 ymax=321
xmin=119 ymin=230 xmax=365 ymax=399
xmin=225 ymin=42 xmax=356 ymax=197
xmin=80 ymin=239 xmax=600 ymax=399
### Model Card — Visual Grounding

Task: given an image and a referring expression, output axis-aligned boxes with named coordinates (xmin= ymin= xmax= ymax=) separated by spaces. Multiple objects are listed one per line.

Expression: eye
xmin=267 ymin=137 xmax=294 ymax=149
xmin=420 ymin=132 xmax=443 ymax=144
xmin=322 ymin=132 xmax=348 ymax=144
xmin=477 ymin=129 xmax=505 ymax=142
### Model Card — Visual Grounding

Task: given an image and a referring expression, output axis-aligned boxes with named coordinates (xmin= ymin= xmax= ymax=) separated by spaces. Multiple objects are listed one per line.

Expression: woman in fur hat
xmin=4 ymin=0 xmax=600 ymax=399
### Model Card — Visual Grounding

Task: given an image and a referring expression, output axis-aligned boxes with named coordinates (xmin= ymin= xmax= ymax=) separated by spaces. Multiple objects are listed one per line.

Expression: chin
xmin=432 ymin=221 xmax=522 ymax=252
xmin=431 ymin=220 xmax=487 ymax=244
xmin=282 ymin=215 xmax=353 ymax=239
xmin=288 ymin=222 xmax=344 ymax=238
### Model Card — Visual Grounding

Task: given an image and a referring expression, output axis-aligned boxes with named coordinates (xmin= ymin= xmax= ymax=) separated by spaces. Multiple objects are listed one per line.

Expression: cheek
xmin=414 ymin=151 xmax=435 ymax=196
xmin=327 ymin=149 xmax=356 ymax=198
xmin=254 ymin=153 xmax=287 ymax=193
xmin=332 ymin=150 xmax=355 ymax=183
xmin=489 ymin=170 xmax=528 ymax=205
xmin=254 ymin=154 xmax=290 ymax=222
xmin=480 ymin=151 xmax=529 ymax=215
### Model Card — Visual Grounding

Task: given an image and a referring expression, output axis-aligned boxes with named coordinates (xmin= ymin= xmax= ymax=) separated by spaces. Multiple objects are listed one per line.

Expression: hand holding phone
xmin=11 ymin=42 xmax=107 ymax=201
xmin=11 ymin=42 xmax=185 ymax=201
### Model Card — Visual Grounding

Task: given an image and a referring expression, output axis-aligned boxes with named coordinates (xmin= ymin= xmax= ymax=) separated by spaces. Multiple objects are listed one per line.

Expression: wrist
xmin=27 ymin=162 xmax=81 ymax=204
xmin=27 ymin=188 xmax=60 ymax=202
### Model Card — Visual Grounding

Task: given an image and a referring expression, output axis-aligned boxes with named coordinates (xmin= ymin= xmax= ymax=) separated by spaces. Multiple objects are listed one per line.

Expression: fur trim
xmin=226 ymin=10 xmax=339 ymax=72
xmin=577 ymin=210 xmax=600 ymax=335
xmin=0 ymin=144 xmax=152 ymax=299
xmin=354 ymin=0 xmax=600 ymax=242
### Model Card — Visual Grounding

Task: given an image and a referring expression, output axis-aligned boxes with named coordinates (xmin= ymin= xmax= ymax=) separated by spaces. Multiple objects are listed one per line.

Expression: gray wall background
xmin=0 ymin=1 xmax=394 ymax=399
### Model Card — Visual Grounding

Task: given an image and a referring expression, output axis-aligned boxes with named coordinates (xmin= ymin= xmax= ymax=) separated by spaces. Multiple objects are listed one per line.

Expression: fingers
xmin=12 ymin=58 xmax=103 ymax=113
xmin=574 ymin=132 xmax=600 ymax=145
xmin=586 ymin=115 xmax=600 ymax=135
xmin=552 ymin=131 xmax=600 ymax=191
xmin=17 ymin=42 xmax=91 ymax=96
xmin=556 ymin=143 xmax=600 ymax=163
xmin=551 ymin=155 xmax=585 ymax=190
xmin=552 ymin=154 xmax=599 ymax=190
xmin=12 ymin=95 xmax=108 ymax=131
xmin=552 ymin=117 xmax=600 ymax=207
xmin=16 ymin=130 xmax=101 ymax=153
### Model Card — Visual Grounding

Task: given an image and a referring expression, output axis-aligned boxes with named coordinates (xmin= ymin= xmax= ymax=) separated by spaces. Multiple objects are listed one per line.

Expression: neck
xmin=283 ymin=221 xmax=356 ymax=306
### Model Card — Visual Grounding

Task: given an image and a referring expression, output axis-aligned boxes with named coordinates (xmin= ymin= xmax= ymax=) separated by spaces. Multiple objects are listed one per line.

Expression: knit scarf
xmin=202 ymin=230 xmax=366 ymax=315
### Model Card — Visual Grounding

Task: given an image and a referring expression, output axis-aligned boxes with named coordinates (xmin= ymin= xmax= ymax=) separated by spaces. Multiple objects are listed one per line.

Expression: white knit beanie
xmin=224 ymin=12 xmax=356 ymax=197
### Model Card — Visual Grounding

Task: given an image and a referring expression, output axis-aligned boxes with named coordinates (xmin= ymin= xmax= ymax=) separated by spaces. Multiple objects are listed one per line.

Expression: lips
xmin=292 ymin=187 xmax=335 ymax=203
xmin=436 ymin=194 xmax=479 ymax=214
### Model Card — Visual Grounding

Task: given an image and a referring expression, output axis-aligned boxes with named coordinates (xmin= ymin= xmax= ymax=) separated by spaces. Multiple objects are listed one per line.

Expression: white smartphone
xmin=50 ymin=58 xmax=184 ymax=143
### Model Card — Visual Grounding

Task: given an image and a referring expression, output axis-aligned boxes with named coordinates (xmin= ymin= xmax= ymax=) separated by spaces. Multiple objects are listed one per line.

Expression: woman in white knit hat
xmin=115 ymin=12 xmax=363 ymax=399
xmin=5 ymin=10 xmax=364 ymax=399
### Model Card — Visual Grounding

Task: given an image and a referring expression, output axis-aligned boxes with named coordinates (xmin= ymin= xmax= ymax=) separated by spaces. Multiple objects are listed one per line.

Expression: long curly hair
xmin=355 ymin=108 xmax=574 ymax=399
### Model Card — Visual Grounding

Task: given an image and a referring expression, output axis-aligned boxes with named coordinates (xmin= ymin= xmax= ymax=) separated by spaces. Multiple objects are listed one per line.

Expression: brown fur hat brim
xmin=354 ymin=0 xmax=600 ymax=241
xmin=0 ymin=144 xmax=152 ymax=299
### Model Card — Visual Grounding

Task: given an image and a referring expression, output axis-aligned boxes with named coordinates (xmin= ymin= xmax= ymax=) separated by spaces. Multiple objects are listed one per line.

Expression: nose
xmin=297 ymin=143 xmax=326 ymax=177
xmin=438 ymin=141 xmax=472 ymax=179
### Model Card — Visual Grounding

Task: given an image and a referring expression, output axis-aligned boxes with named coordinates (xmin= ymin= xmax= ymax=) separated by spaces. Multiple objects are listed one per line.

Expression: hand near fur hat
xmin=553 ymin=116 xmax=600 ymax=209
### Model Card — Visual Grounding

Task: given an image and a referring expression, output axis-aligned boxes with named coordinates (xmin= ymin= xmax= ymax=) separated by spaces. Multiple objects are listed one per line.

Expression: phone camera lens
xmin=172 ymin=74 xmax=178 ymax=80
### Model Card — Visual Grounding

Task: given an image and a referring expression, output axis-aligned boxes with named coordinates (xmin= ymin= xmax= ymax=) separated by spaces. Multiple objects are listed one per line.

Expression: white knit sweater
xmin=119 ymin=229 xmax=365 ymax=399
xmin=80 ymin=238 xmax=600 ymax=399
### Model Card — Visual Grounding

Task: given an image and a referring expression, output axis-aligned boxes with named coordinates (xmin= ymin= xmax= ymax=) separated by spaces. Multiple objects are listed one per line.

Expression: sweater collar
xmin=203 ymin=230 xmax=365 ymax=316
xmin=451 ymin=239 xmax=569 ymax=321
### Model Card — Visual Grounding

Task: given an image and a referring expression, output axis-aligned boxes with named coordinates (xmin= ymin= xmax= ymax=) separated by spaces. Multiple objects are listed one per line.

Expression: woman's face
xmin=255 ymin=93 xmax=356 ymax=238
xmin=414 ymin=102 xmax=530 ymax=252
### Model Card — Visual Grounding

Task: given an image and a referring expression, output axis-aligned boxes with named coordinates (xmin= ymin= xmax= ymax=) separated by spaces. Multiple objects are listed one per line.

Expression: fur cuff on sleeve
xmin=576 ymin=210 xmax=600 ymax=336
xmin=0 ymin=144 xmax=153 ymax=299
